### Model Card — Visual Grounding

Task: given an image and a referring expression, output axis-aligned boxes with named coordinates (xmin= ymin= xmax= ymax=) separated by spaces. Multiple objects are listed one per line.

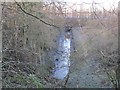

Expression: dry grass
xmin=2 ymin=2 xmax=118 ymax=88
xmin=69 ymin=15 xmax=118 ymax=88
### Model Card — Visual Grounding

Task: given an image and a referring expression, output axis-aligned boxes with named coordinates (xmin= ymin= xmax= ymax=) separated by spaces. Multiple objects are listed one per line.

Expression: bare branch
xmin=15 ymin=2 xmax=59 ymax=29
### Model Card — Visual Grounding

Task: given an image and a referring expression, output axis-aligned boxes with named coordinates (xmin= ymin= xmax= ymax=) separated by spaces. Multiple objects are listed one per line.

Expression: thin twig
xmin=63 ymin=73 xmax=69 ymax=87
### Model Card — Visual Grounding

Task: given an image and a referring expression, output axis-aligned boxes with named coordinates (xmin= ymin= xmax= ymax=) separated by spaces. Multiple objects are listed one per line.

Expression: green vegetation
xmin=3 ymin=74 xmax=44 ymax=88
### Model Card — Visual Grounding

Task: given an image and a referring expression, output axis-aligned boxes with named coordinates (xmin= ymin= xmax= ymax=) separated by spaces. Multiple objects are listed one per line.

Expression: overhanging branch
xmin=15 ymin=2 xmax=59 ymax=29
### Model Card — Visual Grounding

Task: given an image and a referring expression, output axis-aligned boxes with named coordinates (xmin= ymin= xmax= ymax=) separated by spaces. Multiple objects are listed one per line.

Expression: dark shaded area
xmin=117 ymin=2 xmax=120 ymax=89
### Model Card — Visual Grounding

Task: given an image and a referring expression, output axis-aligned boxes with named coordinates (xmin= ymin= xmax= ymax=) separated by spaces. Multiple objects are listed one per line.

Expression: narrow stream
xmin=52 ymin=28 xmax=71 ymax=80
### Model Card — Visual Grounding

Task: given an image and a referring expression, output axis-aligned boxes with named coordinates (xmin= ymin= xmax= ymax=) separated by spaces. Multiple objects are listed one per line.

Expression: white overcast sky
xmin=59 ymin=0 xmax=120 ymax=10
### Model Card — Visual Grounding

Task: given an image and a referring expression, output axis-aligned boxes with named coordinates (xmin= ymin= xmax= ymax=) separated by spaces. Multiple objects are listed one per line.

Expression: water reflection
xmin=52 ymin=31 xmax=71 ymax=80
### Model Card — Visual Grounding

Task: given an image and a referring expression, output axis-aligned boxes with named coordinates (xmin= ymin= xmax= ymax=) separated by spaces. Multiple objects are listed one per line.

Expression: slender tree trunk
xmin=0 ymin=2 xmax=3 ymax=89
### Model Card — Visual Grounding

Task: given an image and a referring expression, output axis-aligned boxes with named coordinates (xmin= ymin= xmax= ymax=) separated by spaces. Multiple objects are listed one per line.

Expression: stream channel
xmin=52 ymin=26 xmax=72 ymax=80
